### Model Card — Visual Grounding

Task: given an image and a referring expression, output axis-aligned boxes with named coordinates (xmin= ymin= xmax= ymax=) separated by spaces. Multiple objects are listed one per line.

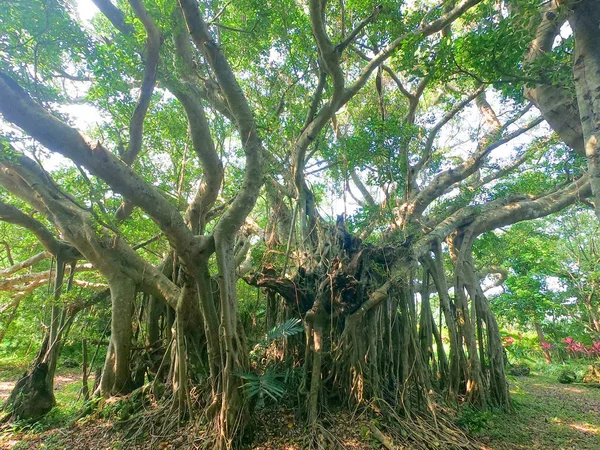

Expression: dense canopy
xmin=1 ymin=0 xmax=600 ymax=448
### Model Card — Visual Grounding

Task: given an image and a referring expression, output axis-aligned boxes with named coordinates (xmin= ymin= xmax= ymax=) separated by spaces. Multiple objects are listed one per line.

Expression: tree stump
xmin=4 ymin=363 xmax=55 ymax=420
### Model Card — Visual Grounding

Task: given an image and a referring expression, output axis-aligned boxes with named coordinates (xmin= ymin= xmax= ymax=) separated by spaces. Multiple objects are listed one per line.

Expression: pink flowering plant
xmin=501 ymin=334 xmax=539 ymax=362
xmin=561 ymin=337 xmax=600 ymax=359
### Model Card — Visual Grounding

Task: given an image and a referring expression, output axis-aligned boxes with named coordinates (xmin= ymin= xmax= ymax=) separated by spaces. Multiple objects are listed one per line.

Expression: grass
xmin=0 ymin=356 xmax=85 ymax=450
xmin=476 ymin=361 xmax=600 ymax=450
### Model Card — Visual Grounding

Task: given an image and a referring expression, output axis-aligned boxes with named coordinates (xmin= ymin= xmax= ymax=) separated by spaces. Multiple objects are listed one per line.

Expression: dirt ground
xmin=0 ymin=371 xmax=80 ymax=404
xmin=1 ymin=371 xmax=599 ymax=449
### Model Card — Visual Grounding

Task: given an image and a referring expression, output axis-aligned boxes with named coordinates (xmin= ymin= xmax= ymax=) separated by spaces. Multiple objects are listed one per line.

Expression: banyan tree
xmin=0 ymin=0 xmax=597 ymax=448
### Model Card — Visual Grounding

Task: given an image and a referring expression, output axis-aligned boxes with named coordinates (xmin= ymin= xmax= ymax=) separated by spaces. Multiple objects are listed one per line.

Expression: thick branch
xmin=178 ymin=0 xmax=264 ymax=239
xmin=0 ymin=251 xmax=49 ymax=277
xmin=167 ymin=82 xmax=223 ymax=234
xmin=91 ymin=0 xmax=135 ymax=35
xmin=409 ymin=110 xmax=542 ymax=218
xmin=309 ymin=0 xmax=345 ymax=102
xmin=472 ymin=175 xmax=591 ymax=234
xmin=413 ymin=176 xmax=589 ymax=259
xmin=120 ymin=0 xmax=162 ymax=165
xmin=523 ymin=1 xmax=584 ymax=154
xmin=0 ymin=73 xmax=198 ymax=256
xmin=0 ymin=199 xmax=70 ymax=256
xmin=0 ymin=153 xmax=180 ymax=308
xmin=0 ymin=263 xmax=94 ymax=291
xmin=350 ymin=170 xmax=376 ymax=207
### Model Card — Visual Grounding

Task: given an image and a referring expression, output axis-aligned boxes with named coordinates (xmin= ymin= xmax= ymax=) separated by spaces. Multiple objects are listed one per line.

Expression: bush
xmin=557 ymin=370 xmax=577 ymax=384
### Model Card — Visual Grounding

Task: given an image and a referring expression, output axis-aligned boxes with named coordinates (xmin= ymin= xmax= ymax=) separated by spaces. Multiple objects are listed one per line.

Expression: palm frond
xmin=266 ymin=317 xmax=303 ymax=343
xmin=236 ymin=369 xmax=287 ymax=404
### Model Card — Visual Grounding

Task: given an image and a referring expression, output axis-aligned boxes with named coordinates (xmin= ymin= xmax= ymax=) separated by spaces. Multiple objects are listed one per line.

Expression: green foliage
xmin=266 ymin=317 xmax=303 ymax=343
xmin=0 ymin=0 xmax=599 ymax=445
xmin=456 ymin=406 xmax=492 ymax=433
xmin=0 ymin=0 xmax=89 ymax=100
xmin=237 ymin=369 xmax=287 ymax=408
xmin=502 ymin=332 xmax=540 ymax=364
xmin=238 ymin=318 xmax=304 ymax=409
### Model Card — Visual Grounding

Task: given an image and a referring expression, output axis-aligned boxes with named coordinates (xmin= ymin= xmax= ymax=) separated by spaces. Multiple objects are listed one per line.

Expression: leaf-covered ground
xmin=479 ymin=374 xmax=600 ymax=450
xmin=1 ymin=369 xmax=599 ymax=449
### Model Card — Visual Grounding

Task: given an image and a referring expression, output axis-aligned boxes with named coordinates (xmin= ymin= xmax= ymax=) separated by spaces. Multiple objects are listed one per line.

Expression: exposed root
xmin=302 ymin=419 xmax=347 ymax=450
xmin=370 ymin=399 xmax=481 ymax=450
xmin=368 ymin=422 xmax=395 ymax=450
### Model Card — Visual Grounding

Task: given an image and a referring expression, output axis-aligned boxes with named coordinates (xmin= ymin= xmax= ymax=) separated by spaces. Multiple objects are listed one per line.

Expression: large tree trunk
xmin=99 ymin=277 xmax=136 ymax=396
xmin=3 ymin=256 xmax=78 ymax=420
xmin=3 ymin=315 xmax=75 ymax=420
xmin=569 ymin=0 xmax=600 ymax=219
xmin=3 ymin=362 xmax=54 ymax=421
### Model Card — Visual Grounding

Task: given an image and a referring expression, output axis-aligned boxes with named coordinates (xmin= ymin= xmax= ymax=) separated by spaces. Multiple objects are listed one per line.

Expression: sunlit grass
xmin=478 ymin=360 xmax=600 ymax=449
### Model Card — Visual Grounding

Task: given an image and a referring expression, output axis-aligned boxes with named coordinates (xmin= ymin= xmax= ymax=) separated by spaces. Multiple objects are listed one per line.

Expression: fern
xmin=266 ymin=317 xmax=303 ymax=343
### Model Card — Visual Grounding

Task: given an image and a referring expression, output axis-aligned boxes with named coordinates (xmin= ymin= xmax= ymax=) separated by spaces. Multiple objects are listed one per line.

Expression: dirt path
xmin=480 ymin=374 xmax=600 ymax=450
xmin=0 ymin=371 xmax=80 ymax=404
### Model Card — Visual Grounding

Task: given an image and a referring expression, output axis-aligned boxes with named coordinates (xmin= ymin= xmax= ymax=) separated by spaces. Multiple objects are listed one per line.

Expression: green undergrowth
xmin=475 ymin=361 xmax=600 ymax=450
xmin=0 ymin=353 xmax=30 ymax=382
xmin=3 ymin=377 xmax=84 ymax=435
xmin=530 ymin=359 xmax=593 ymax=380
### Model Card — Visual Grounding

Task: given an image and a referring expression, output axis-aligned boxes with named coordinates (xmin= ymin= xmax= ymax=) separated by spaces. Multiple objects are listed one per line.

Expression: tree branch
xmin=0 ymin=199 xmax=70 ymax=257
xmin=0 ymin=73 xmax=198 ymax=256
xmin=178 ymin=0 xmax=264 ymax=239
xmin=415 ymin=84 xmax=485 ymax=174
xmin=0 ymin=153 xmax=181 ymax=308
xmin=120 ymin=0 xmax=162 ymax=165
xmin=408 ymin=97 xmax=543 ymax=219
xmin=91 ymin=0 xmax=135 ymax=35
xmin=0 ymin=251 xmax=49 ymax=277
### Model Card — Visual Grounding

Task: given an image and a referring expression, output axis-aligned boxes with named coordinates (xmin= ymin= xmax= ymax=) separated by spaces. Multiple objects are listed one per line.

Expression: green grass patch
xmin=477 ymin=362 xmax=600 ymax=449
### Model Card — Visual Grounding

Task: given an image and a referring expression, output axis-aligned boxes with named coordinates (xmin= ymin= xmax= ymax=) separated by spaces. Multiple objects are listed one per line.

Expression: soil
xmin=0 ymin=372 xmax=80 ymax=404
xmin=1 ymin=371 xmax=599 ymax=449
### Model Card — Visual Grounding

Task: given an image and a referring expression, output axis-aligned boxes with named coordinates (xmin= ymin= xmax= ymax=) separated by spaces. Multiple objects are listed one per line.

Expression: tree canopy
xmin=1 ymin=0 xmax=600 ymax=448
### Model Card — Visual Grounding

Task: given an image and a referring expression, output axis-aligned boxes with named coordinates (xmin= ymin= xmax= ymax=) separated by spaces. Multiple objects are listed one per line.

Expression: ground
xmin=479 ymin=373 xmax=600 ymax=450
xmin=1 ymin=365 xmax=599 ymax=449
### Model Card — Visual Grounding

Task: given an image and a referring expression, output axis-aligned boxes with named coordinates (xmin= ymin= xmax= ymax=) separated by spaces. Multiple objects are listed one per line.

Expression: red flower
xmin=503 ymin=337 xmax=515 ymax=346
xmin=541 ymin=341 xmax=552 ymax=350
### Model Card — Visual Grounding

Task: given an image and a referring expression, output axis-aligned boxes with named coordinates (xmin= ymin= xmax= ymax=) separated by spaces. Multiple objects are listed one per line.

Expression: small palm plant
xmin=265 ymin=317 xmax=304 ymax=343
xmin=237 ymin=318 xmax=304 ymax=408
